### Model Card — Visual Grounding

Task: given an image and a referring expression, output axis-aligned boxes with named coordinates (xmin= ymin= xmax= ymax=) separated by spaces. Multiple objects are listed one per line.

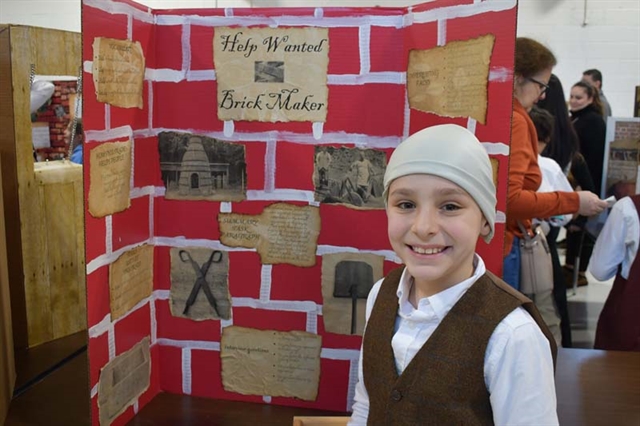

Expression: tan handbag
xmin=518 ymin=222 xmax=554 ymax=295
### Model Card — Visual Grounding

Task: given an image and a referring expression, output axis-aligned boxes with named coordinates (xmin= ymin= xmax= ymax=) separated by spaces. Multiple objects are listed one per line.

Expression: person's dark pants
xmin=547 ymin=226 xmax=572 ymax=348
xmin=565 ymin=228 xmax=594 ymax=272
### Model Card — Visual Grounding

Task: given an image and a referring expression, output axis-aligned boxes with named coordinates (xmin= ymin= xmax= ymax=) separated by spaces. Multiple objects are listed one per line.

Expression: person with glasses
xmin=503 ymin=38 xmax=606 ymax=341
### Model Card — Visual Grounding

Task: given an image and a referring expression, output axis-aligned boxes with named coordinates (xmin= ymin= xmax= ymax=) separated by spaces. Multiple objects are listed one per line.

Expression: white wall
xmin=517 ymin=0 xmax=640 ymax=117
xmin=1 ymin=0 xmax=638 ymax=115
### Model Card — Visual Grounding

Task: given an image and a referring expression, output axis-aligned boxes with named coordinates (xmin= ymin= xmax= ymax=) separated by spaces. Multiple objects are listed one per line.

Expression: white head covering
xmin=30 ymin=80 xmax=55 ymax=114
xmin=383 ymin=124 xmax=496 ymax=243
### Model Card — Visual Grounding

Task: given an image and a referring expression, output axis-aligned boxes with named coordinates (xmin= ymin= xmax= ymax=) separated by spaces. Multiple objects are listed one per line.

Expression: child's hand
xmin=577 ymin=191 xmax=607 ymax=216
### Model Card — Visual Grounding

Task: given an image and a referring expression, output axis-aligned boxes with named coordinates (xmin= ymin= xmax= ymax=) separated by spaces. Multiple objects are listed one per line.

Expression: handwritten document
xmin=109 ymin=245 xmax=153 ymax=321
xmin=221 ymin=326 xmax=322 ymax=401
xmin=219 ymin=203 xmax=320 ymax=267
xmin=92 ymin=37 xmax=145 ymax=109
xmin=169 ymin=247 xmax=232 ymax=321
xmin=89 ymin=139 xmax=132 ymax=218
xmin=407 ymin=34 xmax=495 ymax=124
xmin=321 ymin=253 xmax=383 ymax=336
xmin=214 ymin=27 xmax=329 ymax=122
xmin=98 ymin=337 xmax=150 ymax=426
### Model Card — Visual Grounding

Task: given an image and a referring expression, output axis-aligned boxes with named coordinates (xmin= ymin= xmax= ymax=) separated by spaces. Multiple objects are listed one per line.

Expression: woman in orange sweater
xmin=503 ymin=39 xmax=606 ymax=325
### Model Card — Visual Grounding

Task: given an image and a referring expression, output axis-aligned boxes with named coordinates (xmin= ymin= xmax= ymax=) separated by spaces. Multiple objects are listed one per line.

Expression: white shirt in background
xmin=348 ymin=255 xmax=558 ymax=426
xmin=588 ymin=196 xmax=640 ymax=280
xmin=537 ymin=155 xmax=574 ymax=227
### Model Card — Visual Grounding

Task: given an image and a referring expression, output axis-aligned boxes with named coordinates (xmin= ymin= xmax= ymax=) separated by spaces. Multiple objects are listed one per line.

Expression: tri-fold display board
xmin=82 ymin=0 xmax=517 ymax=424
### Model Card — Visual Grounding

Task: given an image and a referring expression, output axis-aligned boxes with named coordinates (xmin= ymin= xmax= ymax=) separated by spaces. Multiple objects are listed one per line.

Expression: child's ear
xmin=480 ymin=219 xmax=491 ymax=238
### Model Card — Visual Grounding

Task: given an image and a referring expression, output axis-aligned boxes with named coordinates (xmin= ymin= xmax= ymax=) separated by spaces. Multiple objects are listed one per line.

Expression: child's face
xmin=386 ymin=174 xmax=490 ymax=293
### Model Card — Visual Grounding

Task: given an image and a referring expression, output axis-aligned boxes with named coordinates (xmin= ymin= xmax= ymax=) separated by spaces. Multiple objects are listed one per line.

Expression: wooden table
xmin=6 ymin=346 xmax=640 ymax=425
xmin=555 ymin=348 xmax=640 ymax=425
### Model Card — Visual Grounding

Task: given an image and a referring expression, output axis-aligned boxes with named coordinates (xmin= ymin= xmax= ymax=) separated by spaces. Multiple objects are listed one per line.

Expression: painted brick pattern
xmin=32 ymin=80 xmax=78 ymax=160
xmin=82 ymin=1 xmax=516 ymax=424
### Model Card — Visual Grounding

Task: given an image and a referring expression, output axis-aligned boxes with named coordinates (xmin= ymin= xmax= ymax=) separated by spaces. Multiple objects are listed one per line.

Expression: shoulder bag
xmin=518 ymin=221 xmax=553 ymax=295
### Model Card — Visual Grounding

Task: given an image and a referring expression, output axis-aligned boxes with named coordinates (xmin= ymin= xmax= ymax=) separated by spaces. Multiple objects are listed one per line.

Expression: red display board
xmin=82 ymin=1 xmax=516 ymax=424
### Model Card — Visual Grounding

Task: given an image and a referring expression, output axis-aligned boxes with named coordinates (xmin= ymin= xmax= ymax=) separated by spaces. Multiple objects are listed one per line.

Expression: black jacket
xmin=571 ymin=105 xmax=606 ymax=195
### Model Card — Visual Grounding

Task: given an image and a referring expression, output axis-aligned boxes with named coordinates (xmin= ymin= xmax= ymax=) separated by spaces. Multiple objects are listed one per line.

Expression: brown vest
xmin=363 ymin=268 xmax=557 ymax=426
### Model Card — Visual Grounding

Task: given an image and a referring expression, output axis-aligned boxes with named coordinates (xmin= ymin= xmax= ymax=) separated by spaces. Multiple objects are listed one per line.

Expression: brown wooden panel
xmin=5 ymin=26 xmax=82 ymax=347
xmin=44 ymin=182 xmax=82 ymax=338
xmin=0 ymin=157 xmax=16 ymax=426
xmin=0 ymin=25 xmax=28 ymax=352
xmin=36 ymin=163 xmax=86 ymax=340
xmin=11 ymin=26 xmax=51 ymax=347
xmin=27 ymin=26 xmax=82 ymax=78
xmin=74 ymin=178 xmax=87 ymax=333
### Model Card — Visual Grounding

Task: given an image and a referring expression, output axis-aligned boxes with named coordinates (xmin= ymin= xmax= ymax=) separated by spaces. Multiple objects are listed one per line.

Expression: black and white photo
xmin=313 ymin=146 xmax=386 ymax=209
xmin=254 ymin=61 xmax=284 ymax=83
xmin=159 ymin=131 xmax=247 ymax=201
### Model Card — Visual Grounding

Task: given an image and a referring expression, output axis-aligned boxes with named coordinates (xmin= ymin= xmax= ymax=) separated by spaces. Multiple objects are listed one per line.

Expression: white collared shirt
xmin=588 ymin=196 xmax=640 ymax=280
xmin=349 ymin=256 xmax=558 ymax=426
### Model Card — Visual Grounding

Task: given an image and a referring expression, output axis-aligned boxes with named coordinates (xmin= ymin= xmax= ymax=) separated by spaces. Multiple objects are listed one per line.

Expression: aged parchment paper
xmin=221 ymin=326 xmax=322 ymax=401
xmin=98 ymin=337 xmax=150 ymax=426
xmin=321 ymin=253 xmax=384 ymax=336
xmin=219 ymin=203 xmax=320 ymax=267
xmin=89 ymin=140 xmax=132 ymax=218
xmin=92 ymin=37 xmax=145 ymax=109
xmin=169 ymin=247 xmax=231 ymax=320
xmin=407 ymin=34 xmax=495 ymax=124
xmin=490 ymin=157 xmax=499 ymax=187
xmin=214 ymin=27 xmax=329 ymax=122
xmin=109 ymin=244 xmax=153 ymax=321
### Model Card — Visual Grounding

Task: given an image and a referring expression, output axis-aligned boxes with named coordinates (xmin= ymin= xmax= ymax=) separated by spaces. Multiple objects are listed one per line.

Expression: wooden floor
xmin=12 ymin=330 xmax=87 ymax=395
xmin=5 ymin=335 xmax=640 ymax=426
xmin=5 ymin=353 xmax=90 ymax=426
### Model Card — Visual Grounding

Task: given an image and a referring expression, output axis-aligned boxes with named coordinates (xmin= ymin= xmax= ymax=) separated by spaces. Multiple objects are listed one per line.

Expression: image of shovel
xmin=333 ymin=260 xmax=375 ymax=334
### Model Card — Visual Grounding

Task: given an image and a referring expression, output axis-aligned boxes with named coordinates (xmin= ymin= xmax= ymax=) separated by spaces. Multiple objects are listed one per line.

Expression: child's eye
xmin=442 ymin=203 xmax=460 ymax=212
xmin=396 ymin=201 xmax=415 ymax=210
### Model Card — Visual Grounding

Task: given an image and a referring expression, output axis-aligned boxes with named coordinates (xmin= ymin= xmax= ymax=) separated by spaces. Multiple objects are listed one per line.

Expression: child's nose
xmin=411 ymin=208 xmax=438 ymax=237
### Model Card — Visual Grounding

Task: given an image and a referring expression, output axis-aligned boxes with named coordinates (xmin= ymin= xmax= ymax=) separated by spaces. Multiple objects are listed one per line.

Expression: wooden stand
xmin=0 ymin=24 xmax=85 ymax=349
xmin=0 ymin=157 xmax=16 ymax=425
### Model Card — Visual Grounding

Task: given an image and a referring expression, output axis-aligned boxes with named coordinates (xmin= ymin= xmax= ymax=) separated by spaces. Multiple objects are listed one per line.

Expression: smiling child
xmin=348 ymin=124 xmax=559 ymax=426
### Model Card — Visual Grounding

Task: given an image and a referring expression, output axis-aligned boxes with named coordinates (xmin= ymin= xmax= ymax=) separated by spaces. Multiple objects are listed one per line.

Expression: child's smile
xmin=387 ymin=174 xmax=490 ymax=298
xmin=409 ymin=245 xmax=446 ymax=255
